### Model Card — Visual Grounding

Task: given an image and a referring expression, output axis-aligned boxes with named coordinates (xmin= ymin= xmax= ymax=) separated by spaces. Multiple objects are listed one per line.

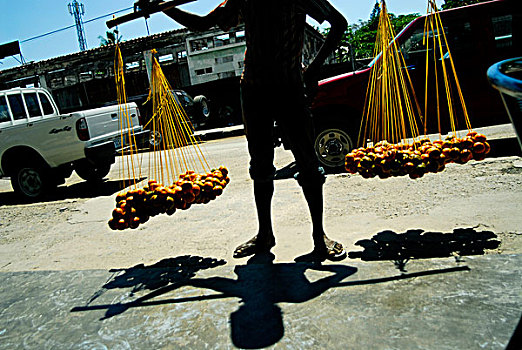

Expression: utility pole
xmin=68 ymin=0 xmax=88 ymax=51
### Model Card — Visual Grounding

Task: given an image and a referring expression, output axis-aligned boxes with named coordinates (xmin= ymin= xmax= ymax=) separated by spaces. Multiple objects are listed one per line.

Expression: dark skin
xmin=164 ymin=1 xmax=347 ymax=260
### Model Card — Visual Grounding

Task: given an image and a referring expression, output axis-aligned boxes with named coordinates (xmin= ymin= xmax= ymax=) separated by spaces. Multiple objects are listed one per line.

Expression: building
xmin=0 ymin=24 xmax=333 ymax=125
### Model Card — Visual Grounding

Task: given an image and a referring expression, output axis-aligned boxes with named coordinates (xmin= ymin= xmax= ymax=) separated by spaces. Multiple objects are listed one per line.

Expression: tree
xmin=441 ymin=0 xmax=488 ymax=10
xmin=338 ymin=10 xmax=419 ymax=60
xmin=99 ymin=30 xmax=122 ymax=46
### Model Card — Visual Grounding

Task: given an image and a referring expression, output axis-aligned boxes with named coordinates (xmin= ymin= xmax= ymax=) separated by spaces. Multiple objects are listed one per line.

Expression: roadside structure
xmin=0 ymin=24 xmax=330 ymax=126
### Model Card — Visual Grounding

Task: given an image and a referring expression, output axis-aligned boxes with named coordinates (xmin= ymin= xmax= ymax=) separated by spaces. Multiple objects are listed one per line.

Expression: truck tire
xmin=75 ymin=160 xmax=111 ymax=182
xmin=314 ymin=126 xmax=354 ymax=170
xmin=11 ymin=165 xmax=54 ymax=199
xmin=193 ymin=95 xmax=210 ymax=119
xmin=149 ymin=130 xmax=163 ymax=148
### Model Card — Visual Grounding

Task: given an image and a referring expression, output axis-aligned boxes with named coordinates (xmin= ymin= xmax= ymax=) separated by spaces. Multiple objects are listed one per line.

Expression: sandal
xmin=295 ymin=240 xmax=347 ymax=263
xmin=233 ymin=236 xmax=276 ymax=259
xmin=326 ymin=241 xmax=347 ymax=261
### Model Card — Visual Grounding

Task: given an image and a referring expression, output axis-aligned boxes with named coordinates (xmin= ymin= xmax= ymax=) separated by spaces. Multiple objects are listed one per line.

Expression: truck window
xmin=7 ymin=94 xmax=27 ymax=120
xmin=0 ymin=96 xmax=10 ymax=123
xmin=401 ymin=16 xmax=473 ymax=68
xmin=38 ymin=92 xmax=55 ymax=115
xmin=24 ymin=92 xmax=42 ymax=118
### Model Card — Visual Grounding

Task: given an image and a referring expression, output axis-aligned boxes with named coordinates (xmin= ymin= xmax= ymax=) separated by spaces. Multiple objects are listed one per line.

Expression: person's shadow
xmin=73 ymin=253 xmax=357 ymax=349
xmin=189 ymin=253 xmax=356 ymax=348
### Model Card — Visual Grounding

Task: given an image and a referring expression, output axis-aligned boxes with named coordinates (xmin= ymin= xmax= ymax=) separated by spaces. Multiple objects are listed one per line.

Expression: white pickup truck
xmin=0 ymin=87 xmax=149 ymax=199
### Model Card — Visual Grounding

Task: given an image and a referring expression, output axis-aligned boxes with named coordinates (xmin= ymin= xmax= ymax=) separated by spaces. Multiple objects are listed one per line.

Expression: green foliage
xmin=339 ymin=6 xmax=420 ymax=60
xmin=99 ymin=30 xmax=122 ymax=46
xmin=441 ymin=0 xmax=488 ymax=10
xmin=327 ymin=0 xmax=489 ymax=61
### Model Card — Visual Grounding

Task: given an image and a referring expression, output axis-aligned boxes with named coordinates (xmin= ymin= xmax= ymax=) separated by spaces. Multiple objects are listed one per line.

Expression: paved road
xmin=0 ymin=133 xmax=521 ymax=349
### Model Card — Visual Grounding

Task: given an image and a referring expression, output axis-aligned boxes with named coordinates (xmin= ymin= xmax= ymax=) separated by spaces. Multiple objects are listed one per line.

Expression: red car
xmin=311 ymin=0 xmax=520 ymax=169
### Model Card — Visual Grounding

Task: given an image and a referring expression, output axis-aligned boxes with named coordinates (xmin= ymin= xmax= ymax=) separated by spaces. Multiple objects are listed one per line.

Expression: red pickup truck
xmin=311 ymin=0 xmax=519 ymax=169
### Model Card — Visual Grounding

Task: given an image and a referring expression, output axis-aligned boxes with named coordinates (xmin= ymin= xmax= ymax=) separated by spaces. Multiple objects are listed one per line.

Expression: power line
xmin=20 ymin=7 xmax=134 ymax=44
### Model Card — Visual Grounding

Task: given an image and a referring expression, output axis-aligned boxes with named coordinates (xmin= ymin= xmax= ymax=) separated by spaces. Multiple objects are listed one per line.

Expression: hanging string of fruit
xmin=114 ymin=43 xmax=142 ymax=190
xmin=109 ymin=48 xmax=230 ymax=230
xmin=345 ymin=131 xmax=490 ymax=179
xmin=109 ymin=167 xmax=230 ymax=230
xmin=348 ymin=0 xmax=490 ymax=179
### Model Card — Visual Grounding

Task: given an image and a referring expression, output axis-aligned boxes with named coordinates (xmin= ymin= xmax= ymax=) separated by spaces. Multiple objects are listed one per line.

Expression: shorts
xmin=240 ymin=81 xmax=325 ymax=187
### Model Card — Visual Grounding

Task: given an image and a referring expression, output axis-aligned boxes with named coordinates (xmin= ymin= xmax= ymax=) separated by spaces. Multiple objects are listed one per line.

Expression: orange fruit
xmin=192 ymin=184 xmax=201 ymax=197
xmin=130 ymin=217 xmax=140 ymax=229
xmin=108 ymin=218 xmax=117 ymax=230
xmin=118 ymin=218 xmax=128 ymax=230
xmin=484 ymin=142 xmax=491 ymax=155
xmin=112 ymin=207 xmax=124 ymax=219
xmin=181 ymin=181 xmax=193 ymax=193
xmin=427 ymin=147 xmax=441 ymax=159
xmin=213 ymin=185 xmax=223 ymax=196
xmin=473 ymin=133 xmax=487 ymax=143
xmin=449 ymin=147 xmax=460 ymax=159
xmin=473 ymin=142 xmax=486 ymax=154
xmin=219 ymin=166 xmax=229 ymax=177
xmin=183 ymin=192 xmax=196 ymax=204
xmin=116 ymin=192 xmax=127 ymax=203
xmin=460 ymin=149 xmax=473 ymax=163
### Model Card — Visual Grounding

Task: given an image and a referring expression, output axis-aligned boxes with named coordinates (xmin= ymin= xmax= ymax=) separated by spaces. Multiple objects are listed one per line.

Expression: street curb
xmin=194 ymin=124 xmax=521 ymax=158
xmin=195 ymin=125 xmax=245 ymax=141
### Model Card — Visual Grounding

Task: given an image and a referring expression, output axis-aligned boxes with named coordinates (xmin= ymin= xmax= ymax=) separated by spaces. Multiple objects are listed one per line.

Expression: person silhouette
xmin=188 ymin=253 xmax=357 ymax=348
xmin=163 ymin=0 xmax=348 ymax=261
xmin=76 ymin=253 xmax=356 ymax=347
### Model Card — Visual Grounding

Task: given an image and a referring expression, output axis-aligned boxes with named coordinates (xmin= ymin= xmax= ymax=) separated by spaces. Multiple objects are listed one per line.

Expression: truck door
xmin=18 ymin=91 xmax=84 ymax=167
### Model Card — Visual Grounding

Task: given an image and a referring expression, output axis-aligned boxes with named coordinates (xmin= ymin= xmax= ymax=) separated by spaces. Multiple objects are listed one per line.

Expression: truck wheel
xmin=314 ymin=127 xmax=354 ymax=170
xmin=75 ymin=161 xmax=111 ymax=182
xmin=149 ymin=131 xmax=162 ymax=148
xmin=11 ymin=166 xmax=53 ymax=199
xmin=193 ymin=96 xmax=210 ymax=119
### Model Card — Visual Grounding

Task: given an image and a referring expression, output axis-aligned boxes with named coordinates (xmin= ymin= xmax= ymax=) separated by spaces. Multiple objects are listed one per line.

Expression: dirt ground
xmin=1 ymin=137 xmax=521 ymax=272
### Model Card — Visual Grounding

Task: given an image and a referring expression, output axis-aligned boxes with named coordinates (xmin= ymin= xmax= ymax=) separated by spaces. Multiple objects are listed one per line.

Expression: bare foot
xmin=296 ymin=235 xmax=346 ymax=262
xmin=233 ymin=234 xmax=276 ymax=259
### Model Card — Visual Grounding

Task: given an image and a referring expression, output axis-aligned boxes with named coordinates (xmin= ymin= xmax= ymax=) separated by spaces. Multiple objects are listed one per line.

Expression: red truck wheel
xmin=314 ymin=127 xmax=354 ymax=169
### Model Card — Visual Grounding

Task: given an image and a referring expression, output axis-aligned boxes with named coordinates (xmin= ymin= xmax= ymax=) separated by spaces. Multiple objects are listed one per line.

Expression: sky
xmin=0 ymin=0 xmax=433 ymax=71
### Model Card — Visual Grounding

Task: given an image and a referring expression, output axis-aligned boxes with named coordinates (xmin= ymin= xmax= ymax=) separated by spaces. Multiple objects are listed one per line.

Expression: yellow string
xmin=424 ymin=0 xmax=473 ymax=137
xmin=360 ymin=0 xmax=422 ymax=147
xmin=147 ymin=52 xmax=211 ymax=184
xmin=114 ymin=44 xmax=139 ymax=190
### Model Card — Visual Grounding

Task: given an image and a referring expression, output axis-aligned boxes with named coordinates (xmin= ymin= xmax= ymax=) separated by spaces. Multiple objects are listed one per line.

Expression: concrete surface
xmin=1 ymin=255 xmax=520 ymax=349
xmin=1 ymin=123 xmax=521 ymax=349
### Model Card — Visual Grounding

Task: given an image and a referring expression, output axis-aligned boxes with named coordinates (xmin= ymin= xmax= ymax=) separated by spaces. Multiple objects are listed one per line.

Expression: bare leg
xmin=234 ymin=180 xmax=276 ymax=258
xmin=301 ymin=183 xmax=345 ymax=260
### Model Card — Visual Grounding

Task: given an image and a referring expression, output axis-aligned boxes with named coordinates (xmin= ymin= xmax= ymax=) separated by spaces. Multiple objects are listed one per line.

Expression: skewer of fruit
xmin=108 ymin=166 xmax=230 ymax=230
xmin=345 ymin=131 xmax=490 ymax=179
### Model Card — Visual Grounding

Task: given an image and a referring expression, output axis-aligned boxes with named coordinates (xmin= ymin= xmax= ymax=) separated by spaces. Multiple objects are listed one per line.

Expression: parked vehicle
xmin=308 ymin=0 xmax=519 ymax=169
xmin=122 ymin=89 xmax=210 ymax=147
xmin=0 ymin=87 xmax=149 ymax=198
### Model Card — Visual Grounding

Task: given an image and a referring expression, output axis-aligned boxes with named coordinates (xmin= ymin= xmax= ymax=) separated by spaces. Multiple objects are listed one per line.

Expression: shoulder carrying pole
xmin=106 ymin=0 xmax=196 ymax=28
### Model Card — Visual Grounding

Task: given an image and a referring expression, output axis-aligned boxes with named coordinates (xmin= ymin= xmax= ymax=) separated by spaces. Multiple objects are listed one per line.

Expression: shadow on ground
xmin=72 ymin=253 xmax=357 ymax=348
xmin=274 ymin=162 xmax=345 ymax=181
xmin=348 ymin=228 xmax=501 ymax=271
xmin=0 ymin=177 xmax=145 ymax=206
xmin=72 ymin=253 xmax=471 ymax=348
